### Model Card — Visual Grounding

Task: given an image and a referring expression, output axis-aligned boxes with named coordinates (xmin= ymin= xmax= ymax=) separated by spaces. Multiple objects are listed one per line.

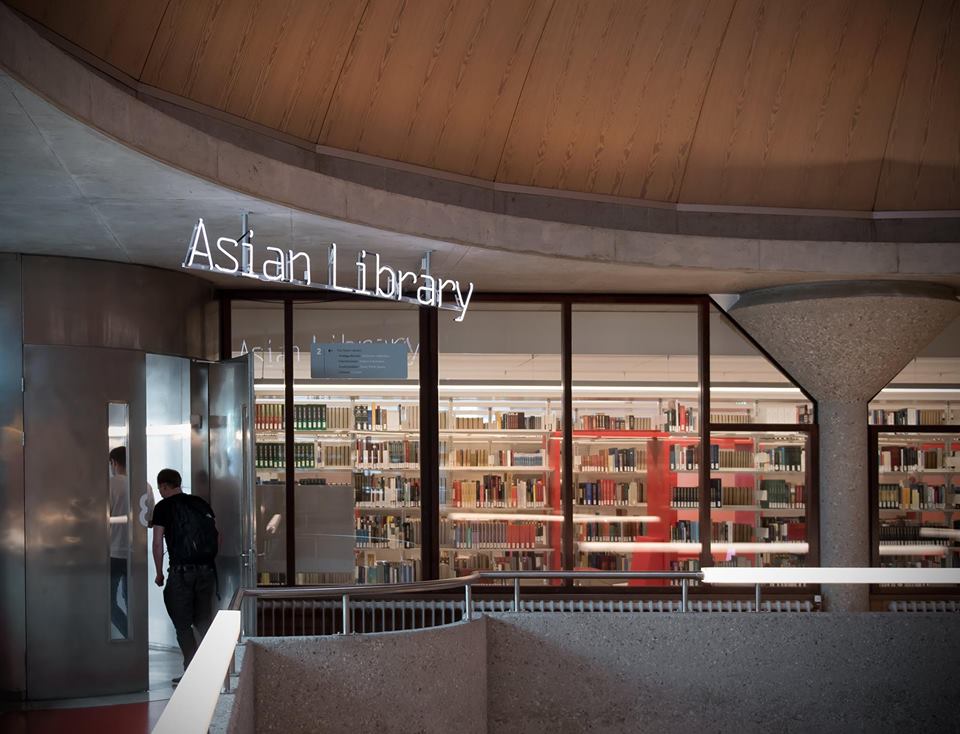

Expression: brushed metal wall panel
xmin=0 ymin=254 xmax=25 ymax=698
xmin=207 ymin=356 xmax=255 ymax=627
xmin=23 ymin=345 xmax=148 ymax=699
xmin=22 ymin=256 xmax=213 ymax=358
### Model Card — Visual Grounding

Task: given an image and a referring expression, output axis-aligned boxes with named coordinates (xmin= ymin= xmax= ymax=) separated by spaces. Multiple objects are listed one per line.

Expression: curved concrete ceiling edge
xmin=1 ymin=2 xmax=958 ymax=291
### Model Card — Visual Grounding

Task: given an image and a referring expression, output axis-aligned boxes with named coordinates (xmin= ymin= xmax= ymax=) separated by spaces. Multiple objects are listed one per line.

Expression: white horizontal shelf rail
xmin=701 ymin=567 xmax=960 ymax=585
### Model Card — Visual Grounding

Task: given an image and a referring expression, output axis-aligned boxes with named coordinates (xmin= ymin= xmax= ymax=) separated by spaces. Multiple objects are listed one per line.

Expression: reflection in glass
xmin=108 ymin=402 xmax=131 ymax=640
xmin=877 ymin=431 xmax=960 ymax=572
xmin=572 ymin=304 xmax=700 ymax=586
xmin=439 ymin=304 xmax=562 ymax=585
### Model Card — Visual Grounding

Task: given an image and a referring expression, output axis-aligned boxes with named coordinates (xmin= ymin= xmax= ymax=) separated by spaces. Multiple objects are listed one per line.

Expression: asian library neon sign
xmin=182 ymin=218 xmax=475 ymax=321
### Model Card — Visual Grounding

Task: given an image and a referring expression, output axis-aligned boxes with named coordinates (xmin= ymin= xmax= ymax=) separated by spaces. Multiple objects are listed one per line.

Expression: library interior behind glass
xmin=232 ymin=297 xmax=959 ymax=596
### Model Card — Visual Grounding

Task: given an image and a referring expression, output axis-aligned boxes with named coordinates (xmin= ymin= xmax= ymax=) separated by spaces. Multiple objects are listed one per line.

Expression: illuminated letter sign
xmin=182 ymin=219 xmax=474 ymax=321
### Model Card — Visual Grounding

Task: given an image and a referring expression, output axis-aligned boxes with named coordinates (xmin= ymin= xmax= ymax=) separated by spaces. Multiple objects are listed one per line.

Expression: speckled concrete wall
xmin=486 ymin=612 xmax=960 ymax=733
xmin=731 ymin=283 xmax=960 ymax=611
xmin=233 ymin=619 xmax=487 ymax=734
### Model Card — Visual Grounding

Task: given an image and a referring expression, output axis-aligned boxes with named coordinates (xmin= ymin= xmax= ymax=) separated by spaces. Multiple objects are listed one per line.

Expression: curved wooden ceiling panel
xmin=681 ymin=0 xmax=919 ymax=210
xmin=876 ymin=0 xmax=960 ymax=211
xmin=8 ymin=0 xmax=958 ymax=211
xmin=7 ymin=0 xmax=168 ymax=78
xmin=318 ymin=0 xmax=553 ymax=179
xmin=497 ymin=0 xmax=735 ymax=202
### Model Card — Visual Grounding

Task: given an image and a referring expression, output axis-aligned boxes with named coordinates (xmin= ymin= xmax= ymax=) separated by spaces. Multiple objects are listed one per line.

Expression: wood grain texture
xmin=319 ymin=0 xmax=553 ymax=179
xmin=9 ymin=0 xmax=170 ymax=78
xmin=496 ymin=0 xmax=736 ymax=202
xmin=680 ymin=0 xmax=921 ymax=210
xmin=140 ymin=0 xmax=367 ymax=141
xmin=876 ymin=0 xmax=960 ymax=210
xmin=13 ymin=0 xmax=959 ymax=211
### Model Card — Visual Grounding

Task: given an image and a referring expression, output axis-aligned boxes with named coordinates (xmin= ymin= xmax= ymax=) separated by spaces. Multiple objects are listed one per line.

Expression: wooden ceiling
xmin=10 ymin=0 xmax=960 ymax=211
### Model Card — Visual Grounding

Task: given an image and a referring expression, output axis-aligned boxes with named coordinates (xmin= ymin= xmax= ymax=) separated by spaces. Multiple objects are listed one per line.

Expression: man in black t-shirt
xmin=151 ymin=468 xmax=218 ymax=686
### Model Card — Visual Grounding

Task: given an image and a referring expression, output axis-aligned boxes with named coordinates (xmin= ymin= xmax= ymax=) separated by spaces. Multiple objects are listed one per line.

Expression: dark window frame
xmin=222 ymin=289 xmax=820 ymax=597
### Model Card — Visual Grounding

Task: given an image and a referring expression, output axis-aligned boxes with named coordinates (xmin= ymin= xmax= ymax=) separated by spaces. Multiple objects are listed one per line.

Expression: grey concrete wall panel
xmin=0 ymin=253 xmax=26 ymax=699
xmin=21 ymin=256 xmax=213 ymax=358
xmin=23 ymin=345 xmax=148 ymax=699
xmin=241 ymin=620 xmax=487 ymax=734
xmin=485 ymin=613 xmax=960 ymax=734
xmin=210 ymin=643 xmax=255 ymax=734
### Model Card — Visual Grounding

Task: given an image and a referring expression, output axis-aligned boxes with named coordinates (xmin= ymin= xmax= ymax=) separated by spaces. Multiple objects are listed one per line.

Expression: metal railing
xmin=154 ymin=568 xmax=960 ymax=734
xmin=230 ymin=571 xmax=705 ymax=636
xmin=232 ymin=567 xmax=960 ymax=636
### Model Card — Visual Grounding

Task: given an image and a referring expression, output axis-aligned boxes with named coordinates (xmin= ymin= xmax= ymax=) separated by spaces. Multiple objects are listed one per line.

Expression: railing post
xmin=513 ymin=578 xmax=521 ymax=612
xmin=680 ymin=578 xmax=688 ymax=613
xmin=342 ymin=594 xmax=351 ymax=634
xmin=464 ymin=583 xmax=472 ymax=621
xmin=754 ymin=583 xmax=761 ymax=612
xmin=224 ymin=646 xmax=235 ymax=693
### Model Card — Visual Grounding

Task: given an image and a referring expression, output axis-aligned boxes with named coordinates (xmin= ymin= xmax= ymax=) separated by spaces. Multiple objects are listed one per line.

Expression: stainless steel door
xmin=202 ymin=355 xmax=255 ymax=630
xmin=23 ymin=345 xmax=147 ymax=699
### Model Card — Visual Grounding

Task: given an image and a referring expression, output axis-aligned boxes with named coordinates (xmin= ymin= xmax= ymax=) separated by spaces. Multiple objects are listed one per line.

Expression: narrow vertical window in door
xmin=108 ymin=402 xmax=131 ymax=640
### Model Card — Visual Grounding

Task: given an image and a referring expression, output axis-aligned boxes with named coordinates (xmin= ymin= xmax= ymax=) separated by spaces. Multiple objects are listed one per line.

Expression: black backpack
xmin=169 ymin=496 xmax=218 ymax=564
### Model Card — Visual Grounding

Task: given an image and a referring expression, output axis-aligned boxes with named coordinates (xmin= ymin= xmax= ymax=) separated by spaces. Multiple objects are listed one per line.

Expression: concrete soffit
xmin=0 ymin=2 xmax=959 ymax=291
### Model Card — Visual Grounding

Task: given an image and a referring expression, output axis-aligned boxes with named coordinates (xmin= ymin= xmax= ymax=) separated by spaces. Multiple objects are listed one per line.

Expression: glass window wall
xmin=438 ymin=303 xmax=562 ymax=584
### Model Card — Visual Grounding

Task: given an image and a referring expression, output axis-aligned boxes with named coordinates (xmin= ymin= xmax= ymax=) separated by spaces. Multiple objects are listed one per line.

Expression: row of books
xmin=670 ymin=445 xmax=698 ymax=471
xmin=255 ymin=442 xmax=316 ymax=469
xmin=574 ymin=448 xmax=647 ymax=472
xmin=438 ymin=411 xmax=553 ymax=430
xmin=670 ymin=521 xmax=756 ymax=543
xmin=878 ymin=482 xmax=955 ymax=510
xmin=353 ymin=404 xmax=420 ymax=431
xmin=356 ymin=439 xmax=420 ymax=468
xmin=710 ymin=412 xmax=751 ymax=424
xmin=255 ymin=403 xmax=421 ymax=432
xmin=879 ymin=446 xmax=959 ymax=472
xmin=576 ymin=414 xmax=652 ymax=431
xmin=711 ymin=446 xmax=755 ymax=469
xmin=440 ymin=477 xmax=547 ymax=508
xmin=577 ymin=521 xmax=647 ymax=542
xmin=663 ymin=401 xmax=697 ymax=432
xmin=761 ymin=446 xmax=804 ymax=472
xmin=442 ymin=448 xmax=545 ymax=467
xmin=870 ymin=408 xmax=948 ymax=426
xmin=439 ymin=520 xmax=548 ymax=549
xmin=322 ymin=445 xmax=351 ymax=467
xmin=355 ymin=516 xmax=420 ymax=548
xmin=879 ymin=524 xmax=950 ymax=545
xmin=759 ymin=480 xmax=806 ymax=509
xmin=757 ymin=519 xmax=806 ymax=542
xmin=354 ymin=474 xmax=421 ymax=506
xmin=356 ymin=559 xmax=419 ymax=584
xmin=576 ymin=479 xmax=645 ymax=506
xmin=671 ymin=485 xmax=703 ymax=508
xmin=446 ymin=552 xmax=547 ymax=573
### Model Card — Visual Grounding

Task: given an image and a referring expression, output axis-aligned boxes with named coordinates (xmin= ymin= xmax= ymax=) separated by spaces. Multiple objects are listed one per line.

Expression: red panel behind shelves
xmin=630 ymin=436 xmax=673 ymax=586
xmin=548 ymin=433 xmax=562 ymax=573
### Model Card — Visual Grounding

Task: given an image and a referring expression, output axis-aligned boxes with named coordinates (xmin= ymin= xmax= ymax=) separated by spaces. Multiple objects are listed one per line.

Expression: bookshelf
xmin=870 ymin=428 xmax=960 ymax=574
xmin=254 ymin=381 xmax=423 ymax=585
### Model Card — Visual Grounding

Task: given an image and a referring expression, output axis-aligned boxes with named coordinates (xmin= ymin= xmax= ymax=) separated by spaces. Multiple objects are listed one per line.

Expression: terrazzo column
xmin=730 ymin=282 xmax=960 ymax=612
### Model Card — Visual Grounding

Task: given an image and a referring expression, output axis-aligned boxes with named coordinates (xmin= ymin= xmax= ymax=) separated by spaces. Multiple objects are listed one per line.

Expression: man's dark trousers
xmin=163 ymin=565 xmax=216 ymax=668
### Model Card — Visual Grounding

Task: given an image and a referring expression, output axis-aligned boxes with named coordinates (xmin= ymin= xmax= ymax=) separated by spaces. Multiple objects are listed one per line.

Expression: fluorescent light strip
xmin=444 ymin=512 xmax=661 ymax=523
xmin=919 ymin=528 xmax=960 ymax=540
xmin=702 ymin=567 xmax=960 ymax=585
xmin=878 ymin=544 xmax=947 ymax=556
xmin=578 ymin=541 xmax=809 ymax=554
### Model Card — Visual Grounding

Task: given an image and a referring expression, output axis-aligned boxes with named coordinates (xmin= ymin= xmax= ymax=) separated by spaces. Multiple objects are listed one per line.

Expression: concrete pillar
xmin=730 ymin=281 xmax=960 ymax=611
